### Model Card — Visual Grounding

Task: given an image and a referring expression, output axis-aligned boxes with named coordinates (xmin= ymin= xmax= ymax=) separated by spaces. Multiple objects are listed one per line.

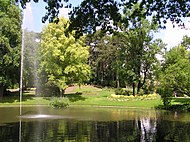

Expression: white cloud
xmin=157 ymin=19 xmax=190 ymax=49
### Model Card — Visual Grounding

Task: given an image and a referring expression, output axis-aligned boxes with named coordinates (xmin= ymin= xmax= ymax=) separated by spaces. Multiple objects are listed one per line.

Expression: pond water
xmin=0 ymin=106 xmax=190 ymax=142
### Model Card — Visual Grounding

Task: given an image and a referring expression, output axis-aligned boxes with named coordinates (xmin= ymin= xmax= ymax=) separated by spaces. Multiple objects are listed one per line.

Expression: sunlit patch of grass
xmin=73 ymin=85 xmax=102 ymax=93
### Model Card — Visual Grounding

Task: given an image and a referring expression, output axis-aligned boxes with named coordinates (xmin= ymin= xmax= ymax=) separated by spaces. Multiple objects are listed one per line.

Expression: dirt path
xmin=65 ymin=86 xmax=77 ymax=94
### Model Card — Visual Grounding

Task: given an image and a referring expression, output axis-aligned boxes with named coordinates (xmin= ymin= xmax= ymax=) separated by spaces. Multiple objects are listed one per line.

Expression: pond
xmin=0 ymin=106 xmax=190 ymax=142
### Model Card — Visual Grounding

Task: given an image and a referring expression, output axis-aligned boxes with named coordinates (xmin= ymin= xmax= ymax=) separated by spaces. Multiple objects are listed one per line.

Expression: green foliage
xmin=160 ymin=45 xmax=190 ymax=96
xmin=157 ymin=87 xmax=172 ymax=109
xmin=68 ymin=0 xmax=189 ymax=36
xmin=69 ymin=0 xmax=121 ymax=37
xmin=39 ymin=85 xmax=60 ymax=97
xmin=86 ymin=4 xmax=163 ymax=95
xmin=49 ymin=97 xmax=70 ymax=108
xmin=158 ymin=45 xmax=190 ymax=108
xmin=115 ymin=88 xmax=130 ymax=96
xmin=120 ymin=6 xmax=162 ymax=95
xmin=86 ymin=31 xmax=124 ymax=87
xmin=0 ymin=1 xmax=22 ymax=96
xmin=39 ymin=17 xmax=91 ymax=96
xmin=181 ymin=35 xmax=190 ymax=49
xmin=17 ymin=0 xmax=190 ymax=31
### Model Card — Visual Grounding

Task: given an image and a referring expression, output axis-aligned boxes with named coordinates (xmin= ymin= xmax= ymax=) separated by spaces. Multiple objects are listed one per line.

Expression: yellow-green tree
xmin=39 ymin=17 xmax=91 ymax=96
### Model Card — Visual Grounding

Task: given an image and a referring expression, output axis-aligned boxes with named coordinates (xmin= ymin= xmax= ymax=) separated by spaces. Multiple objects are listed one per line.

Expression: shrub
xmin=49 ymin=97 xmax=70 ymax=108
xmin=157 ymin=86 xmax=172 ymax=108
xmin=138 ymin=89 xmax=144 ymax=96
xmin=115 ymin=88 xmax=130 ymax=96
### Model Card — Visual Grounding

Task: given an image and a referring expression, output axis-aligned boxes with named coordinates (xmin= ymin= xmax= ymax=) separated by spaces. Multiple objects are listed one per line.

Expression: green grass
xmin=0 ymin=86 xmax=162 ymax=108
xmin=171 ymin=97 xmax=190 ymax=105
xmin=166 ymin=97 xmax=190 ymax=111
xmin=65 ymin=86 xmax=162 ymax=108
xmin=0 ymin=90 xmax=49 ymax=106
xmin=0 ymin=96 xmax=49 ymax=106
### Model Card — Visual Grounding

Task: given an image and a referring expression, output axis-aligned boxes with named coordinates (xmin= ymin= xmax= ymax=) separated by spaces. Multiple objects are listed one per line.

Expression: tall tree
xmin=86 ymin=4 xmax=163 ymax=94
xmin=120 ymin=4 xmax=162 ymax=95
xmin=39 ymin=17 xmax=91 ymax=96
xmin=86 ymin=31 xmax=127 ymax=88
xmin=160 ymin=45 xmax=190 ymax=96
xmin=0 ymin=0 xmax=22 ymax=97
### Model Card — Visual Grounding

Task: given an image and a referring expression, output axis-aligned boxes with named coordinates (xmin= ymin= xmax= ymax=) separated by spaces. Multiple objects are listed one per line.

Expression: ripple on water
xmin=19 ymin=114 xmax=68 ymax=119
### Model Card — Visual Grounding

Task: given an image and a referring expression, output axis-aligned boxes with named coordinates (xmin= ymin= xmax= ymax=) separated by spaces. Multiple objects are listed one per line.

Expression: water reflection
xmin=1 ymin=118 xmax=190 ymax=142
xmin=0 ymin=107 xmax=190 ymax=142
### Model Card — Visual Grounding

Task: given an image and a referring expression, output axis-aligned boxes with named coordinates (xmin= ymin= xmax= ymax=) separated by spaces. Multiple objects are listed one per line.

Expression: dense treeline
xmin=1 ymin=0 xmax=190 ymax=100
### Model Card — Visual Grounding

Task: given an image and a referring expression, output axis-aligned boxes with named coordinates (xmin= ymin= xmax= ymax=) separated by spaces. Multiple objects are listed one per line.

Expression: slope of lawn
xmin=64 ymin=85 xmax=162 ymax=108
xmin=0 ymin=85 xmax=162 ymax=108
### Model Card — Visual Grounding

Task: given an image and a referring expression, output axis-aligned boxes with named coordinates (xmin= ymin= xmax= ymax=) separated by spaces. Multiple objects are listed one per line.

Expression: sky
xmin=22 ymin=1 xmax=190 ymax=49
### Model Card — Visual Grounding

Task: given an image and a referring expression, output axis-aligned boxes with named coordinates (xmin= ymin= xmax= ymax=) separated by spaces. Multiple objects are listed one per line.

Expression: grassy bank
xmin=0 ymin=86 xmax=162 ymax=109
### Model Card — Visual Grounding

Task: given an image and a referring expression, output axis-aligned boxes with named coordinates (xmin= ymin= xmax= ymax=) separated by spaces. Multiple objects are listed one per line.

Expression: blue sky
xmin=22 ymin=1 xmax=190 ymax=49
xmin=23 ymin=0 xmax=82 ymax=32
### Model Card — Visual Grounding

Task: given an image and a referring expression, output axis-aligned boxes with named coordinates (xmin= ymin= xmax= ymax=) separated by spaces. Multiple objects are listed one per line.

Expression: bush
xmin=115 ymin=88 xmax=130 ymax=96
xmin=138 ymin=89 xmax=144 ymax=96
xmin=157 ymin=86 xmax=173 ymax=108
xmin=49 ymin=97 xmax=70 ymax=108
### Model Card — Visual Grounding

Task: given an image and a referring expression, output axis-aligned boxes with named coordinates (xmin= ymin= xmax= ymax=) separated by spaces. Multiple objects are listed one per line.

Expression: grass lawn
xmin=0 ymin=85 xmax=162 ymax=108
xmin=171 ymin=97 xmax=190 ymax=105
xmin=64 ymin=86 xmax=162 ymax=108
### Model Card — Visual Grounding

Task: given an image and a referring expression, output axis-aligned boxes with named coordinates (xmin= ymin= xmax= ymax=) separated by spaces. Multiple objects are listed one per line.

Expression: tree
xmin=39 ymin=17 xmax=91 ymax=96
xmin=17 ymin=0 xmax=190 ymax=32
xmin=119 ymin=4 xmax=163 ymax=95
xmin=69 ymin=0 xmax=190 ymax=36
xmin=85 ymin=4 xmax=163 ymax=94
xmin=160 ymin=45 xmax=190 ymax=96
xmin=0 ymin=0 xmax=22 ymax=98
xmin=181 ymin=35 xmax=190 ymax=49
xmin=86 ymin=28 xmax=137 ymax=88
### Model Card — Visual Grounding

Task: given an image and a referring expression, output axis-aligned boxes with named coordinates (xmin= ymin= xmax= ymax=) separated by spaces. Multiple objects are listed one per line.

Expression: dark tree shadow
xmin=172 ymin=97 xmax=190 ymax=104
xmin=64 ymin=92 xmax=86 ymax=102
xmin=0 ymin=90 xmax=34 ymax=103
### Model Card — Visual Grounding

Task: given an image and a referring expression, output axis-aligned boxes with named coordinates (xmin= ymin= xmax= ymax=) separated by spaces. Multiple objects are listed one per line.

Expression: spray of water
xmin=19 ymin=28 xmax=24 ymax=116
xmin=20 ymin=3 xmax=33 ymax=116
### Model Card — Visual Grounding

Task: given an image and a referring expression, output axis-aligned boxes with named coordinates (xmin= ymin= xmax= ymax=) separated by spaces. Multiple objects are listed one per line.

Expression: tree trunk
xmin=60 ymin=89 xmax=63 ymax=97
xmin=116 ymin=69 xmax=120 ymax=88
xmin=0 ymin=84 xmax=4 ymax=100
xmin=132 ymin=82 xmax=136 ymax=96
xmin=60 ymin=89 xmax=65 ymax=97
xmin=137 ymin=71 xmax=147 ymax=94
xmin=137 ymin=80 xmax=141 ymax=94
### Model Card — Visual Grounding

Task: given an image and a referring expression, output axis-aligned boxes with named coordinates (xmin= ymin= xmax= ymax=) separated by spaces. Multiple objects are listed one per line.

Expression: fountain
xmin=19 ymin=20 xmax=24 ymax=116
xmin=20 ymin=3 xmax=40 ymax=116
